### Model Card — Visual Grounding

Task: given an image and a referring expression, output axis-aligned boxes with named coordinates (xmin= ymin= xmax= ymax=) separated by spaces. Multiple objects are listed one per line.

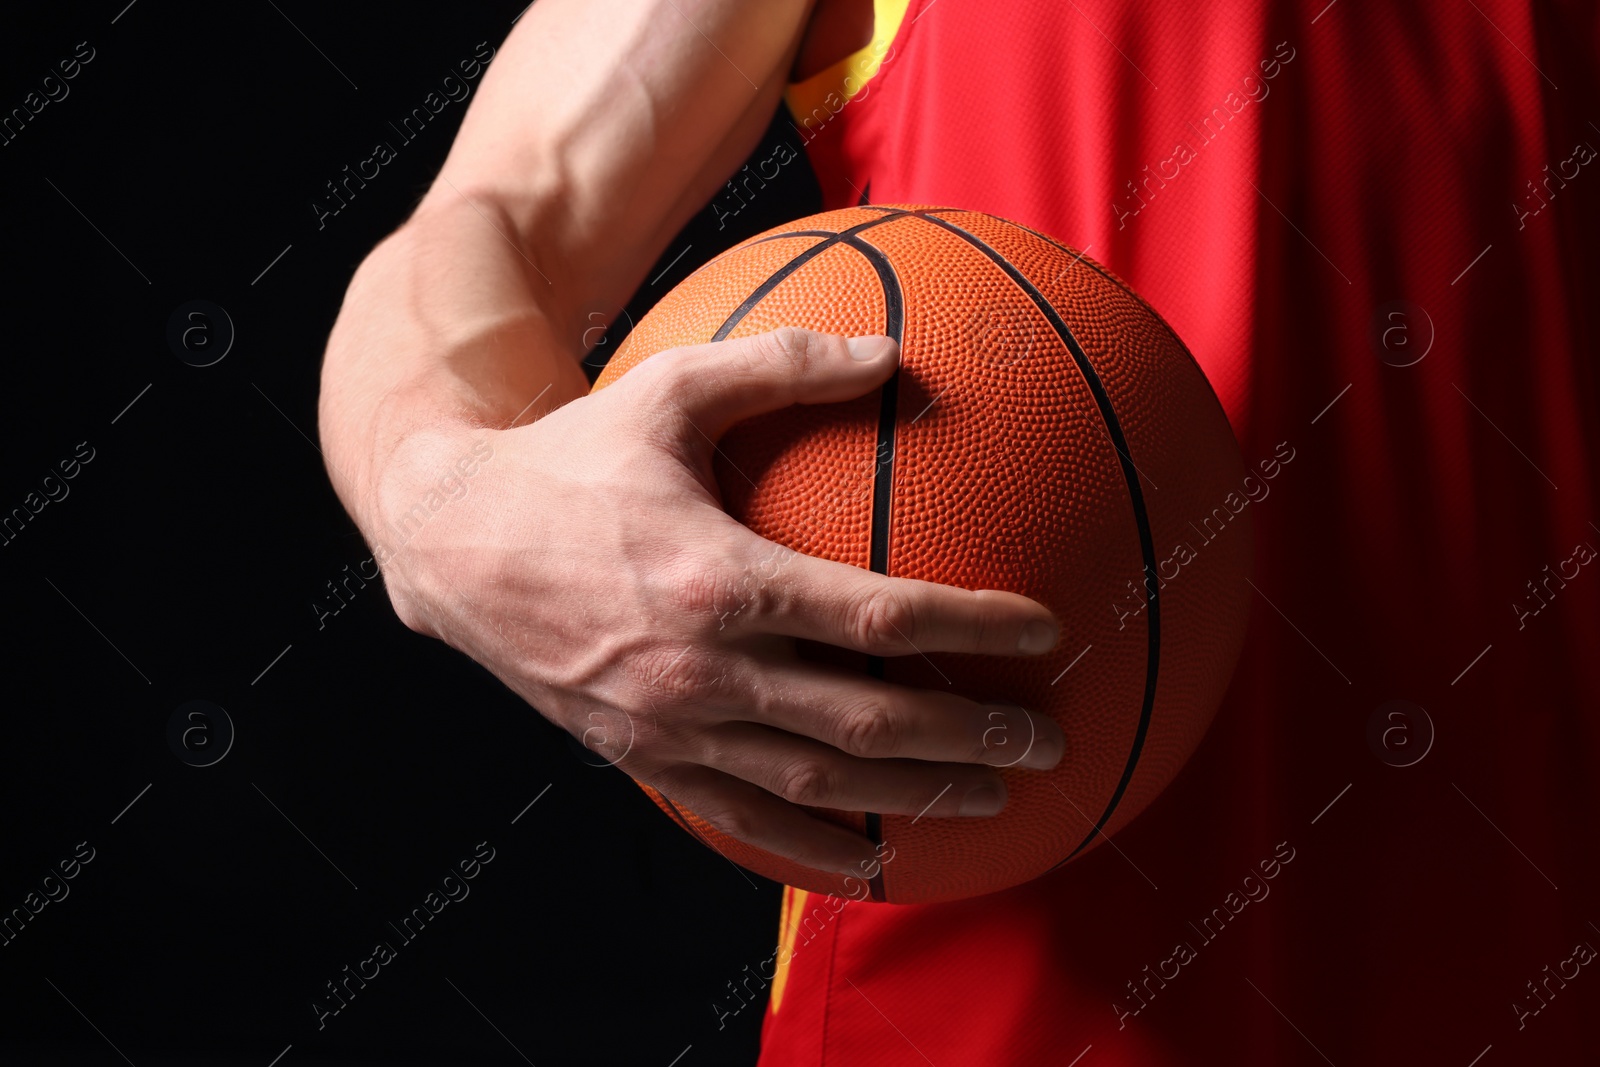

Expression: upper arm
xmin=422 ymin=0 xmax=820 ymax=348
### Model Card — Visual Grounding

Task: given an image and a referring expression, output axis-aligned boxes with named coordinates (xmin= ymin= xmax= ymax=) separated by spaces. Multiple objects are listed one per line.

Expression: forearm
xmin=316 ymin=194 xmax=588 ymax=544
xmin=315 ymin=0 xmax=816 ymax=546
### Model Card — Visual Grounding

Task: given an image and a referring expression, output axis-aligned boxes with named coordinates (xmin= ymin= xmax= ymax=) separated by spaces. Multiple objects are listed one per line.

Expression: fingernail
xmin=959 ymin=784 xmax=1006 ymax=817
xmin=1019 ymin=725 xmax=1065 ymax=770
xmin=980 ymin=704 xmax=1064 ymax=770
xmin=847 ymin=335 xmax=892 ymax=361
xmin=1018 ymin=620 xmax=1058 ymax=654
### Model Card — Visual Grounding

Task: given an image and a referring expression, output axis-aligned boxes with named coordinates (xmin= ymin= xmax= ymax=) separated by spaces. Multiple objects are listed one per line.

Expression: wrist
xmin=364 ymin=420 xmax=498 ymax=563
xmin=357 ymin=417 xmax=503 ymax=639
xmin=318 ymin=206 xmax=578 ymax=546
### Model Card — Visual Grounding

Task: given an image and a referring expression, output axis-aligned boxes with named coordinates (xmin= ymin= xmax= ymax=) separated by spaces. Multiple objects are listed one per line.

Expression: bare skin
xmin=317 ymin=0 xmax=1065 ymax=876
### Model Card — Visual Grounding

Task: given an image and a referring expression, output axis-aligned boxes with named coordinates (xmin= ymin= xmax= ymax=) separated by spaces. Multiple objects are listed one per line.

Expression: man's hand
xmin=371 ymin=325 xmax=1065 ymax=876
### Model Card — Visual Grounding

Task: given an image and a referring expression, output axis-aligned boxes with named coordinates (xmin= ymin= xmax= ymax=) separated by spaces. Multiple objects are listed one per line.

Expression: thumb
xmin=646 ymin=328 xmax=899 ymax=439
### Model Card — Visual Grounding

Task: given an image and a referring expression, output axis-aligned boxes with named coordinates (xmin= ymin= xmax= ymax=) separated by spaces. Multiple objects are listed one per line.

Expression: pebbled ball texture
xmin=593 ymin=206 xmax=1251 ymax=905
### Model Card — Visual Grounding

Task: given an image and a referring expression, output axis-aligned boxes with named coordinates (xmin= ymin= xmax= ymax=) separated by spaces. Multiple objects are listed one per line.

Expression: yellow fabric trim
xmin=768 ymin=885 xmax=811 ymax=1014
xmin=784 ymin=0 xmax=911 ymax=132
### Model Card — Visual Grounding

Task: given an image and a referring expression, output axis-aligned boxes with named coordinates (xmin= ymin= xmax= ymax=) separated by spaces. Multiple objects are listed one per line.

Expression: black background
xmin=0 ymin=3 xmax=821 ymax=1063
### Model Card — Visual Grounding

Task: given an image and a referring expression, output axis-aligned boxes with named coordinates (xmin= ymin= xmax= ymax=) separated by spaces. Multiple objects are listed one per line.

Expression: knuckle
xmin=969 ymin=597 xmax=990 ymax=649
xmin=632 ymin=645 xmax=727 ymax=704
xmin=665 ymin=559 xmax=725 ymax=615
xmin=849 ymin=587 xmax=916 ymax=649
xmin=750 ymin=327 xmax=815 ymax=376
xmin=662 ymin=556 xmax=756 ymax=628
xmin=736 ymin=569 xmax=779 ymax=622
xmin=835 ymin=699 xmax=902 ymax=758
xmin=776 ymin=760 xmax=833 ymax=806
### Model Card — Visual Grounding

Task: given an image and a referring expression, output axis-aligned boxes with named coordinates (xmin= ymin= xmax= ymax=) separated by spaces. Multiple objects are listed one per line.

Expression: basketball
xmin=594 ymin=206 xmax=1252 ymax=904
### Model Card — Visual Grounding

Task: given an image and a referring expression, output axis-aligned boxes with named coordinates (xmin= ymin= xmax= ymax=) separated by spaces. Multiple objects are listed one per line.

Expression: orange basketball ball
xmin=594 ymin=206 xmax=1251 ymax=904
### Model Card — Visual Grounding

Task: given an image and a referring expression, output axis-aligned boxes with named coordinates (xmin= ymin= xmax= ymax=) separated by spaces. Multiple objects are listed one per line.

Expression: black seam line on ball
xmin=708 ymin=212 xmax=911 ymax=900
xmin=839 ymin=234 xmax=906 ymax=578
xmin=977 ymin=215 xmax=1236 ymax=442
xmin=838 ymin=232 xmax=905 ymax=904
xmin=748 ymin=229 xmax=841 ymax=246
xmin=911 ymin=212 xmax=1161 ymax=864
xmin=710 ymin=211 xmax=912 ymax=342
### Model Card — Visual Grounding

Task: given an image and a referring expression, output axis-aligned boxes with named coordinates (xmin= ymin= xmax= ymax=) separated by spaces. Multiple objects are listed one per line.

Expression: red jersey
xmin=756 ymin=0 xmax=1600 ymax=1063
